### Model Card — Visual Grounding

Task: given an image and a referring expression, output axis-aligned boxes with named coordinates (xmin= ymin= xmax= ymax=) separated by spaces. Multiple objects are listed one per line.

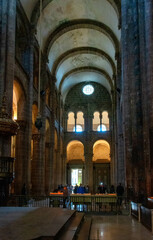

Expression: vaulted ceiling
xmin=20 ymin=0 xmax=121 ymax=101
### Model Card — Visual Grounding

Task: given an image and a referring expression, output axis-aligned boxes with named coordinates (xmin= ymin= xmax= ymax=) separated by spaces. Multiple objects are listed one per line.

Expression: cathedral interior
xmin=0 ymin=0 xmax=153 ymax=203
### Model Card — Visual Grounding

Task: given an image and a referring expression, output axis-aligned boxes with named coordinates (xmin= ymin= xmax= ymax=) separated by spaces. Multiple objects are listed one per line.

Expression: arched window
xmin=93 ymin=112 xmax=100 ymax=131
xmin=76 ymin=111 xmax=84 ymax=131
xmin=73 ymin=125 xmax=83 ymax=132
xmin=67 ymin=112 xmax=75 ymax=132
xmin=97 ymin=124 xmax=107 ymax=132
xmin=102 ymin=111 xmax=109 ymax=130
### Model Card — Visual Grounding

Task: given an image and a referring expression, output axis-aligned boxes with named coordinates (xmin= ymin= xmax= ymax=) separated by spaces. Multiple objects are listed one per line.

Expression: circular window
xmin=82 ymin=84 xmax=94 ymax=95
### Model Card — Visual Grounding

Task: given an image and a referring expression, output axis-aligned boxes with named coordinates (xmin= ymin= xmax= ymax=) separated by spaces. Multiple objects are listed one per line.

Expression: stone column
xmin=62 ymin=152 xmax=67 ymax=185
xmin=84 ymin=141 xmax=93 ymax=193
xmin=45 ymin=142 xmax=51 ymax=194
xmin=74 ymin=112 xmax=77 ymax=131
xmin=63 ymin=114 xmax=68 ymax=132
xmin=15 ymin=120 xmax=27 ymax=194
xmin=121 ymin=0 xmax=136 ymax=194
xmin=31 ymin=134 xmax=44 ymax=195
xmin=145 ymin=0 xmax=153 ymax=195
xmin=100 ymin=112 xmax=102 ymax=131
xmin=50 ymin=75 xmax=56 ymax=191
xmin=0 ymin=0 xmax=16 ymax=109
xmin=0 ymin=0 xmax=16 ymax=155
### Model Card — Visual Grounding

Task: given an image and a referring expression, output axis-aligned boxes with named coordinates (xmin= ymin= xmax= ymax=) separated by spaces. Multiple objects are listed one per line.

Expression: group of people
xmin=98 ymin=183 xmax=124 ymax=196
xmin=74 ymin=184 xmax=89 ymax=194
xmin=54 ymin=183 xmax=89 ymax=195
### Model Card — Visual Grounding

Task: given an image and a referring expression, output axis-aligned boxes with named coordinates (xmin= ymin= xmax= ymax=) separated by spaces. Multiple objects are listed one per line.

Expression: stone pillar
xmin=84 ymin=111 xmax=93 ymax=132
xmin=50 ymin=75 xmax=56 ymax=191
xmin=74 ymin=112 xmax=77 ymax=131
xmin=15 ymin=120 xmax=27 ymax=194
xmin=84 ymin=142 xmax=93 ymax=193
xmin=0 ymin=0 xmax=16 ymax=109
xmin=64 ymin=114 xmax=68 ymax=132
xmin=24 ymin=26 xmax=36 ymax=194
xmin=0 ymin=0 xmax=16 ymax=155
xmin=62 ymin=152 xmax=67 ymax=185
xmin=145 ymin=0 xmax=153 ymax=195
xmin=31 ymin=134 xmax=44 ymax=195
xmin=45 ymin=142 xmax=51 ymax=194
xmin=100 ymin=112 xmax=102 ymax=131
xmin=121 ymin=0 xmax=146 ymax=197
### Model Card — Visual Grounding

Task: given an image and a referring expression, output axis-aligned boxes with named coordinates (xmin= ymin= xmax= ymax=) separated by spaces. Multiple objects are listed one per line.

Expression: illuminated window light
xmin=97 ymin=124 xmax=107 ymax=132
xmin=73 ymin=125 xmax=83 ymax=132
xmin=82 ymin=84 xmax=94 ymax=95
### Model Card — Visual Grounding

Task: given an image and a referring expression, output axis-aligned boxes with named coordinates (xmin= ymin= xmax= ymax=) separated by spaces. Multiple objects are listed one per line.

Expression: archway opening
xmin=93 ymin=140 xmax=110 ymax=193
xmin=67 ymin=140 xmax=84 ymax=186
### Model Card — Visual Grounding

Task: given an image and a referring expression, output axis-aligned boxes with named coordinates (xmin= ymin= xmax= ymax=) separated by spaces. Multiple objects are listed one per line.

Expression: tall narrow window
xmin=93 ymin=112 xmax=100 ymax=131
xmin=76 ymin=112 xmax=84 ymax=131
xmin=67 ymin=112 xmax=75 ymax=132
xmin=102 ymin=111 xmax=109 ymax=130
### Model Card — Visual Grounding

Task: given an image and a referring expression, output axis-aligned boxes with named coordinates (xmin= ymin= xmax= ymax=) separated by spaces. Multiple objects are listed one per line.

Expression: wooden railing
xmin=131 ymin=198 xmax=153 ymax=233
xmin=5 ymin=194 xmax=130 ymax=215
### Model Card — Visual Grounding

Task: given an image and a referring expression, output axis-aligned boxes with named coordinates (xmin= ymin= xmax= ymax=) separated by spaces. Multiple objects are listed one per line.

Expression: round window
xmin=82 ymin=84 xmax=94 ymax=95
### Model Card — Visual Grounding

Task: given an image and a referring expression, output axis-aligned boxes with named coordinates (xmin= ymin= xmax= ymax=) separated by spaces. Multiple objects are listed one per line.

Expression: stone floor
xmin=0 ymin=208 xmax=153 ymax=240
xmin=0 ymin=207 xmax=75 ymax=240
xmin=90 ymin=215 xmax=153 ymax=240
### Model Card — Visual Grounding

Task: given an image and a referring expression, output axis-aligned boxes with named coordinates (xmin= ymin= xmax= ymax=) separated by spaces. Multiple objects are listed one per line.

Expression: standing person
xmin=21 ymin=183 xmax=27 ymax=195
xmin=116 ymin=183 xmax=124 ymax=206
xmin=74 ymin=184 xmax=78 ymax=193
xmin=21 ymin=183 xmax=27 ymax=206
xmin=110 ymin=185 xmax=115 ymax=193
xmin=77 ymin=184 xmax=85 ymax=194
xmin=63 ymin=185 xmax=68 ymax=208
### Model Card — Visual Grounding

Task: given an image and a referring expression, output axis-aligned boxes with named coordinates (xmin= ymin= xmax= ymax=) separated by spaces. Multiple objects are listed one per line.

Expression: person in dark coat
xmin=110 ymin=185 xmax=115 ymax=193
xmin=21 ymin=183 xmax=27 ymax=195
xmin=116 ymin=183 xmax=124 ymax=205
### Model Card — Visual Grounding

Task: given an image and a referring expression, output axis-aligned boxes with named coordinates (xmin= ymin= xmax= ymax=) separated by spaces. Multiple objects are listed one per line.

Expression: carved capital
xmin=16 ymin=120 xmax=27 ymax=131
xmin=32 ymin=134 xmax=41 ymax=142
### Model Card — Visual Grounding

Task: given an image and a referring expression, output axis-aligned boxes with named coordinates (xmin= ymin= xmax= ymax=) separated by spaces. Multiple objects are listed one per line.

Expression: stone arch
xmin=44 ymin=20 xmax=119 ymax=56
xmin=67 ymin=140 xmax=85 ymax=162
xmin=52 ymin=47 xmax=116 ymax=76
xmin=59 ymin=66 xmax=114 ymax=96
xmin=93 ymin=140 xmax=110 ymax=163
xmin=13 ymin=79 xmax=26 ymax=120
xmin=31 ymin=0 xmax=120 ymax=25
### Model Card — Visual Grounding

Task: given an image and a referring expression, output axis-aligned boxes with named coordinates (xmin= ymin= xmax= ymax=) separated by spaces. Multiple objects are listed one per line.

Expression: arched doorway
xmin=67 ymin=140 xmax=85 ymax=186
xmin=93 ymin=140 xmax=110 ymax=193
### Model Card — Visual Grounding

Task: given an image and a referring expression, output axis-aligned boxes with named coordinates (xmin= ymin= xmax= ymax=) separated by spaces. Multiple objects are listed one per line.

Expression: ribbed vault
xmin=20 ymin=0 xmax=121 ymax=101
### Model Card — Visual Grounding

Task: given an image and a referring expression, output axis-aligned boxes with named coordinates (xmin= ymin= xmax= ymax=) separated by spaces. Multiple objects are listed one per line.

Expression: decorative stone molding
xmin=32 ymin=134 xmax=41 ymax=142
xmin=16 ymin=120 xmax=27 ymax=131
xmin=0 ymin=94 xmax=19 ymax=136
